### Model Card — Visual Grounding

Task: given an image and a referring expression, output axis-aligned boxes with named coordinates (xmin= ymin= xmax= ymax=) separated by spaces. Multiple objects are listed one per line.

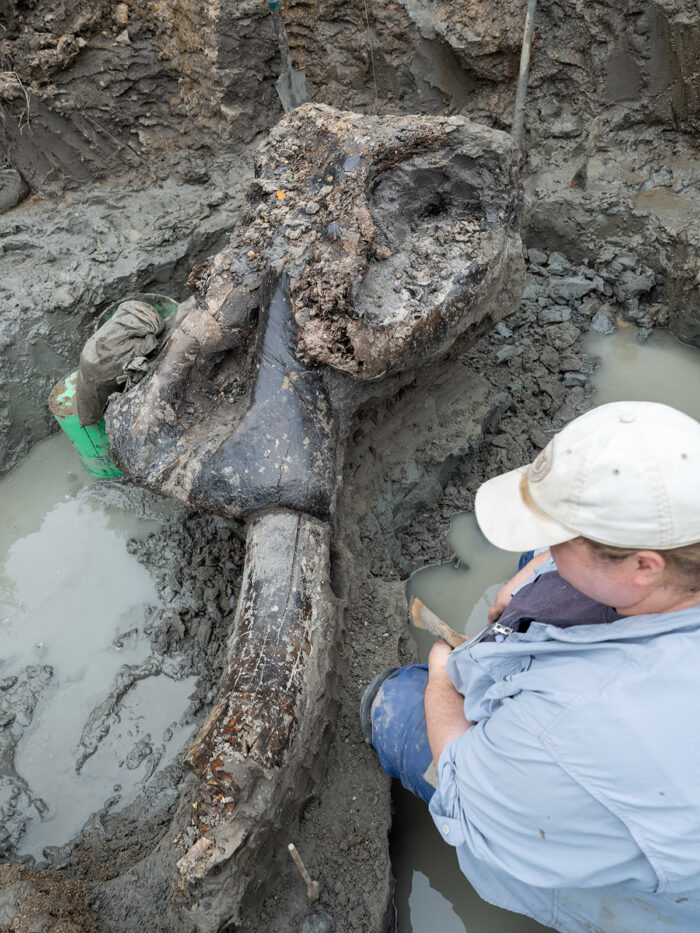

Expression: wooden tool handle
xmin=410 ymin=597 xmax=466 ymax=649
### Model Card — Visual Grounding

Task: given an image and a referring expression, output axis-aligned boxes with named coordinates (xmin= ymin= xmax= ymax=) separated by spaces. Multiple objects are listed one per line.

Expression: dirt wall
xmin=3 ymin=0 xmax=699 ymax=192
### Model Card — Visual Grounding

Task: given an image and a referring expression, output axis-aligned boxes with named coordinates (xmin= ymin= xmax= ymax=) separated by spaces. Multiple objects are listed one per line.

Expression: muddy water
xmin=394 ymin=325 xmax=700 ymax=932
xmin=405 ymin=513 xmax=516 ymax=657
xmin=0 ymin=434 xmax=195 ymax=860
xmin=585 ymin=325 xmax=700 ymax=420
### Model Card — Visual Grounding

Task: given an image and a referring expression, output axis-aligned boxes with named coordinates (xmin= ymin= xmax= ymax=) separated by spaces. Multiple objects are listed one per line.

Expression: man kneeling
xmin=363 ymin=401 xmax=700 ymax=933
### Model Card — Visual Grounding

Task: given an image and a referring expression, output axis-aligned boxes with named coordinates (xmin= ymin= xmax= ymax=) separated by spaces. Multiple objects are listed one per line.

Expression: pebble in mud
xmin=591 ymin=308 xmax=617 ymax=334
xmin=299 ymin=912 xmax=335 ymax=933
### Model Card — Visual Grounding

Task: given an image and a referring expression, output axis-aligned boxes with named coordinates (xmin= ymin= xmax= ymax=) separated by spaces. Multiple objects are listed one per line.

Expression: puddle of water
xmin=391 ymin=784 xmax=554 ymax=933
xmin=0 ymin=433 xmax=194 ymax=860
xmin=397 ymin=324 xmax=700 ymax=932
xmin=16 ymin=672 xmax=197 ymax=858
xmin=584 ymin=325 xmax=700 ymax=420
xmin=405 ymin=514 xmax=515 ymax=660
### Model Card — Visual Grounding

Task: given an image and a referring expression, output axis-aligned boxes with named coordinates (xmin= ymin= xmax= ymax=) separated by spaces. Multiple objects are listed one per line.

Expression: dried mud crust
xmin=239 ymin=244 xmax=671 ymax=932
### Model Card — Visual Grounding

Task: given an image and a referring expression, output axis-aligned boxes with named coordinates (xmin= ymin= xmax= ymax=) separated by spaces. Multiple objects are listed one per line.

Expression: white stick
xmin=511 ymin=0 xmax=538 ymax=146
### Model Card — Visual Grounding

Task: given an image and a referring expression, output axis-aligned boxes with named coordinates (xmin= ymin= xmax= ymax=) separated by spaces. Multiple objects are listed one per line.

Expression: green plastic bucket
xmin=49 ymin=370 xmax=123 ymax=478
xmin=49 ymin=293 xmax=179 ymax=478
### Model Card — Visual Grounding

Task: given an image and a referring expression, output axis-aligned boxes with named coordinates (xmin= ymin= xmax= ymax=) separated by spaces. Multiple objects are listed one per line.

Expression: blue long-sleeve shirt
xmin=429 ymin=557 xmax=700 ymax=932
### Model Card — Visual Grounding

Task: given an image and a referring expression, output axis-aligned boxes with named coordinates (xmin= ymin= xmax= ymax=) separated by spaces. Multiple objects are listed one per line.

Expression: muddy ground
xmin=2 ymin=0 xmax=700 ymax=929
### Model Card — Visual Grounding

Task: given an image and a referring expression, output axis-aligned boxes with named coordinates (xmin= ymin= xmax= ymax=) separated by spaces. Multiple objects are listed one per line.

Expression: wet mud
xmin=0 ymin=438 xmax=247 ymax=910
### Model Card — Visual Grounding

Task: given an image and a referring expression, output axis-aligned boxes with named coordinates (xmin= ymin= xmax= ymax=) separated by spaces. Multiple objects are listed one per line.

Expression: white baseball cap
xmin=475 ymin=401 xmax=700 ymax=552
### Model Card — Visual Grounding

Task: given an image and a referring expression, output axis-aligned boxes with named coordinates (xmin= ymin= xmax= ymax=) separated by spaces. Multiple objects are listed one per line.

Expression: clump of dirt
xmin=0 ymin=863 xmax=100 ymax=933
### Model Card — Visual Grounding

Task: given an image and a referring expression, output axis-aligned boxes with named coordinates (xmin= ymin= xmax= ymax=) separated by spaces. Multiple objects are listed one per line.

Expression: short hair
xmin=582 ymin=538 xmax=700 ymax=594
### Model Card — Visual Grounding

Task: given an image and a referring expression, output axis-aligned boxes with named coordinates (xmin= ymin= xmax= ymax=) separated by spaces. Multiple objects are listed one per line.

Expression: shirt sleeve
xmin=428 ymin=698 xmax=657 ymax=891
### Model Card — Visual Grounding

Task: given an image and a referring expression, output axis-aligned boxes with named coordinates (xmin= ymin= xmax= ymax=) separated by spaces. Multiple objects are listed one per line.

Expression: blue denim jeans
xmin=370 ymin=663 xmax=435 ymax=804
xmin=371 ymin=554 xmax=535 ymax=803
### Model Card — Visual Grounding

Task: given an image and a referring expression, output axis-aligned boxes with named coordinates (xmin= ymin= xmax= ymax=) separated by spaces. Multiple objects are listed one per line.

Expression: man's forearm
xmin=425 ymin=669 xmax=474 ymax=763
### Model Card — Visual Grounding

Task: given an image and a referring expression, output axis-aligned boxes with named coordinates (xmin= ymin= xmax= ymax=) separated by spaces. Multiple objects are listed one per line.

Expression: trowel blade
xmin=275 ymin=68 xmax=311 ymax=113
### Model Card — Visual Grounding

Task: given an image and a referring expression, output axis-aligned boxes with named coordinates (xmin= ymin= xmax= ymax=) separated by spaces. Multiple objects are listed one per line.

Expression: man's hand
xmin=428 ymin=639 xmax=453 ymax=676
xmin=425 ymin=640 xmax=474 ymax=763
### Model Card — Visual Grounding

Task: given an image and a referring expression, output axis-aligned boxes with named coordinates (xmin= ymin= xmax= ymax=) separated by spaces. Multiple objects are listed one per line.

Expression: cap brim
xmin=474 ymin=466 xmax=579 ymax=552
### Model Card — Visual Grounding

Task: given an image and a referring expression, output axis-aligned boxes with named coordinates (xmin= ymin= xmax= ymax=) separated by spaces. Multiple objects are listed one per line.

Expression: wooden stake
xmin=511 ymin=0 xmax=538 ymax=146
xmin=288 ymin=842 xmax=320 ymax=900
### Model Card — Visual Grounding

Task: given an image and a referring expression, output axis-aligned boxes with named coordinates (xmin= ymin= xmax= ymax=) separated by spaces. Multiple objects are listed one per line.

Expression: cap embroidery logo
xmin=529 ymin=438 xmax=555 ymax=483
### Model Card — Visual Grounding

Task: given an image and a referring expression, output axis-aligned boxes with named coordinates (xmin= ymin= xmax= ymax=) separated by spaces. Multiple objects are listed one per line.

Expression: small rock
xmin=305 ymin=201 xmax=321 ymax=214
xmin=0 ymin=168 xmax=29 ymax=215
xmin=559 ymin=352 xmax=583 ymax=372
xmin=182 ymin=159 xmax=209 ymax=184
xmin=538 ymin=305 xmax=571 ymax=325
xmin=527 ymin=248 xmax=548 ymax=266
xmin=374 ymin=244 xmax=392 ymax=261
xmin=300 ymin=911 xmax=335 ymax=933
xmin=605 ymin=251 xmax=638 ymax=280
xmin=115 ymin=28 xmax=130 ymax=44
xmin=613 ymin=270 xmax=654 ymax=303
xmin=590 ymin=309 xmax=616 ymax=334
xmin=562 ymin=372 xmax=587 ymax=388
xmin=529 ymin=426 xmax=548 ymax=448
xmin=546 ymin=252 xmax=572 ymax=275
xmin=494 ymin=320 xmax=513 ymax=338
xmin=551 ymin=115 xmax=583 ymax=138
xmin=114 ymin=2 xmax=129 ymax=25
xmin=540 ymin=345 xmax=560 ymax=372
xmin=549 ymin=276 xmax=597 ymax=303
xmin=495 ymin=345 xmax=522 ymax=364
xmin=522 ymin=278 xmax=541 ymax=300
xmin=546 ymin=323 xmax=580 ymax=350
xmin=0 ymin=677 xmax=17 ymax=691
xmin=637 ymin=302 xmax=669 ymax=328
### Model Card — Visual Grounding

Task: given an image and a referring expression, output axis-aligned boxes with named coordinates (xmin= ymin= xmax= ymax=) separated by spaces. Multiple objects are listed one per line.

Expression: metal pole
xmin=511 ymin=0 xmax=537 ymax=147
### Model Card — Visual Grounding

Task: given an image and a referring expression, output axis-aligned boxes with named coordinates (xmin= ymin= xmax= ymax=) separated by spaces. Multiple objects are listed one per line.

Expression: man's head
xmin=549 ymin=537 xmax=700 ymax=615
xmin=475 ymin=401 xmax=700 ymax=614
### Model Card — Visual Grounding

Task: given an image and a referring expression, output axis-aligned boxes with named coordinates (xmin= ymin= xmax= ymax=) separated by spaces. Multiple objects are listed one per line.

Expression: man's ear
xmin=631 ymin=550 xmax=666 ymax=587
